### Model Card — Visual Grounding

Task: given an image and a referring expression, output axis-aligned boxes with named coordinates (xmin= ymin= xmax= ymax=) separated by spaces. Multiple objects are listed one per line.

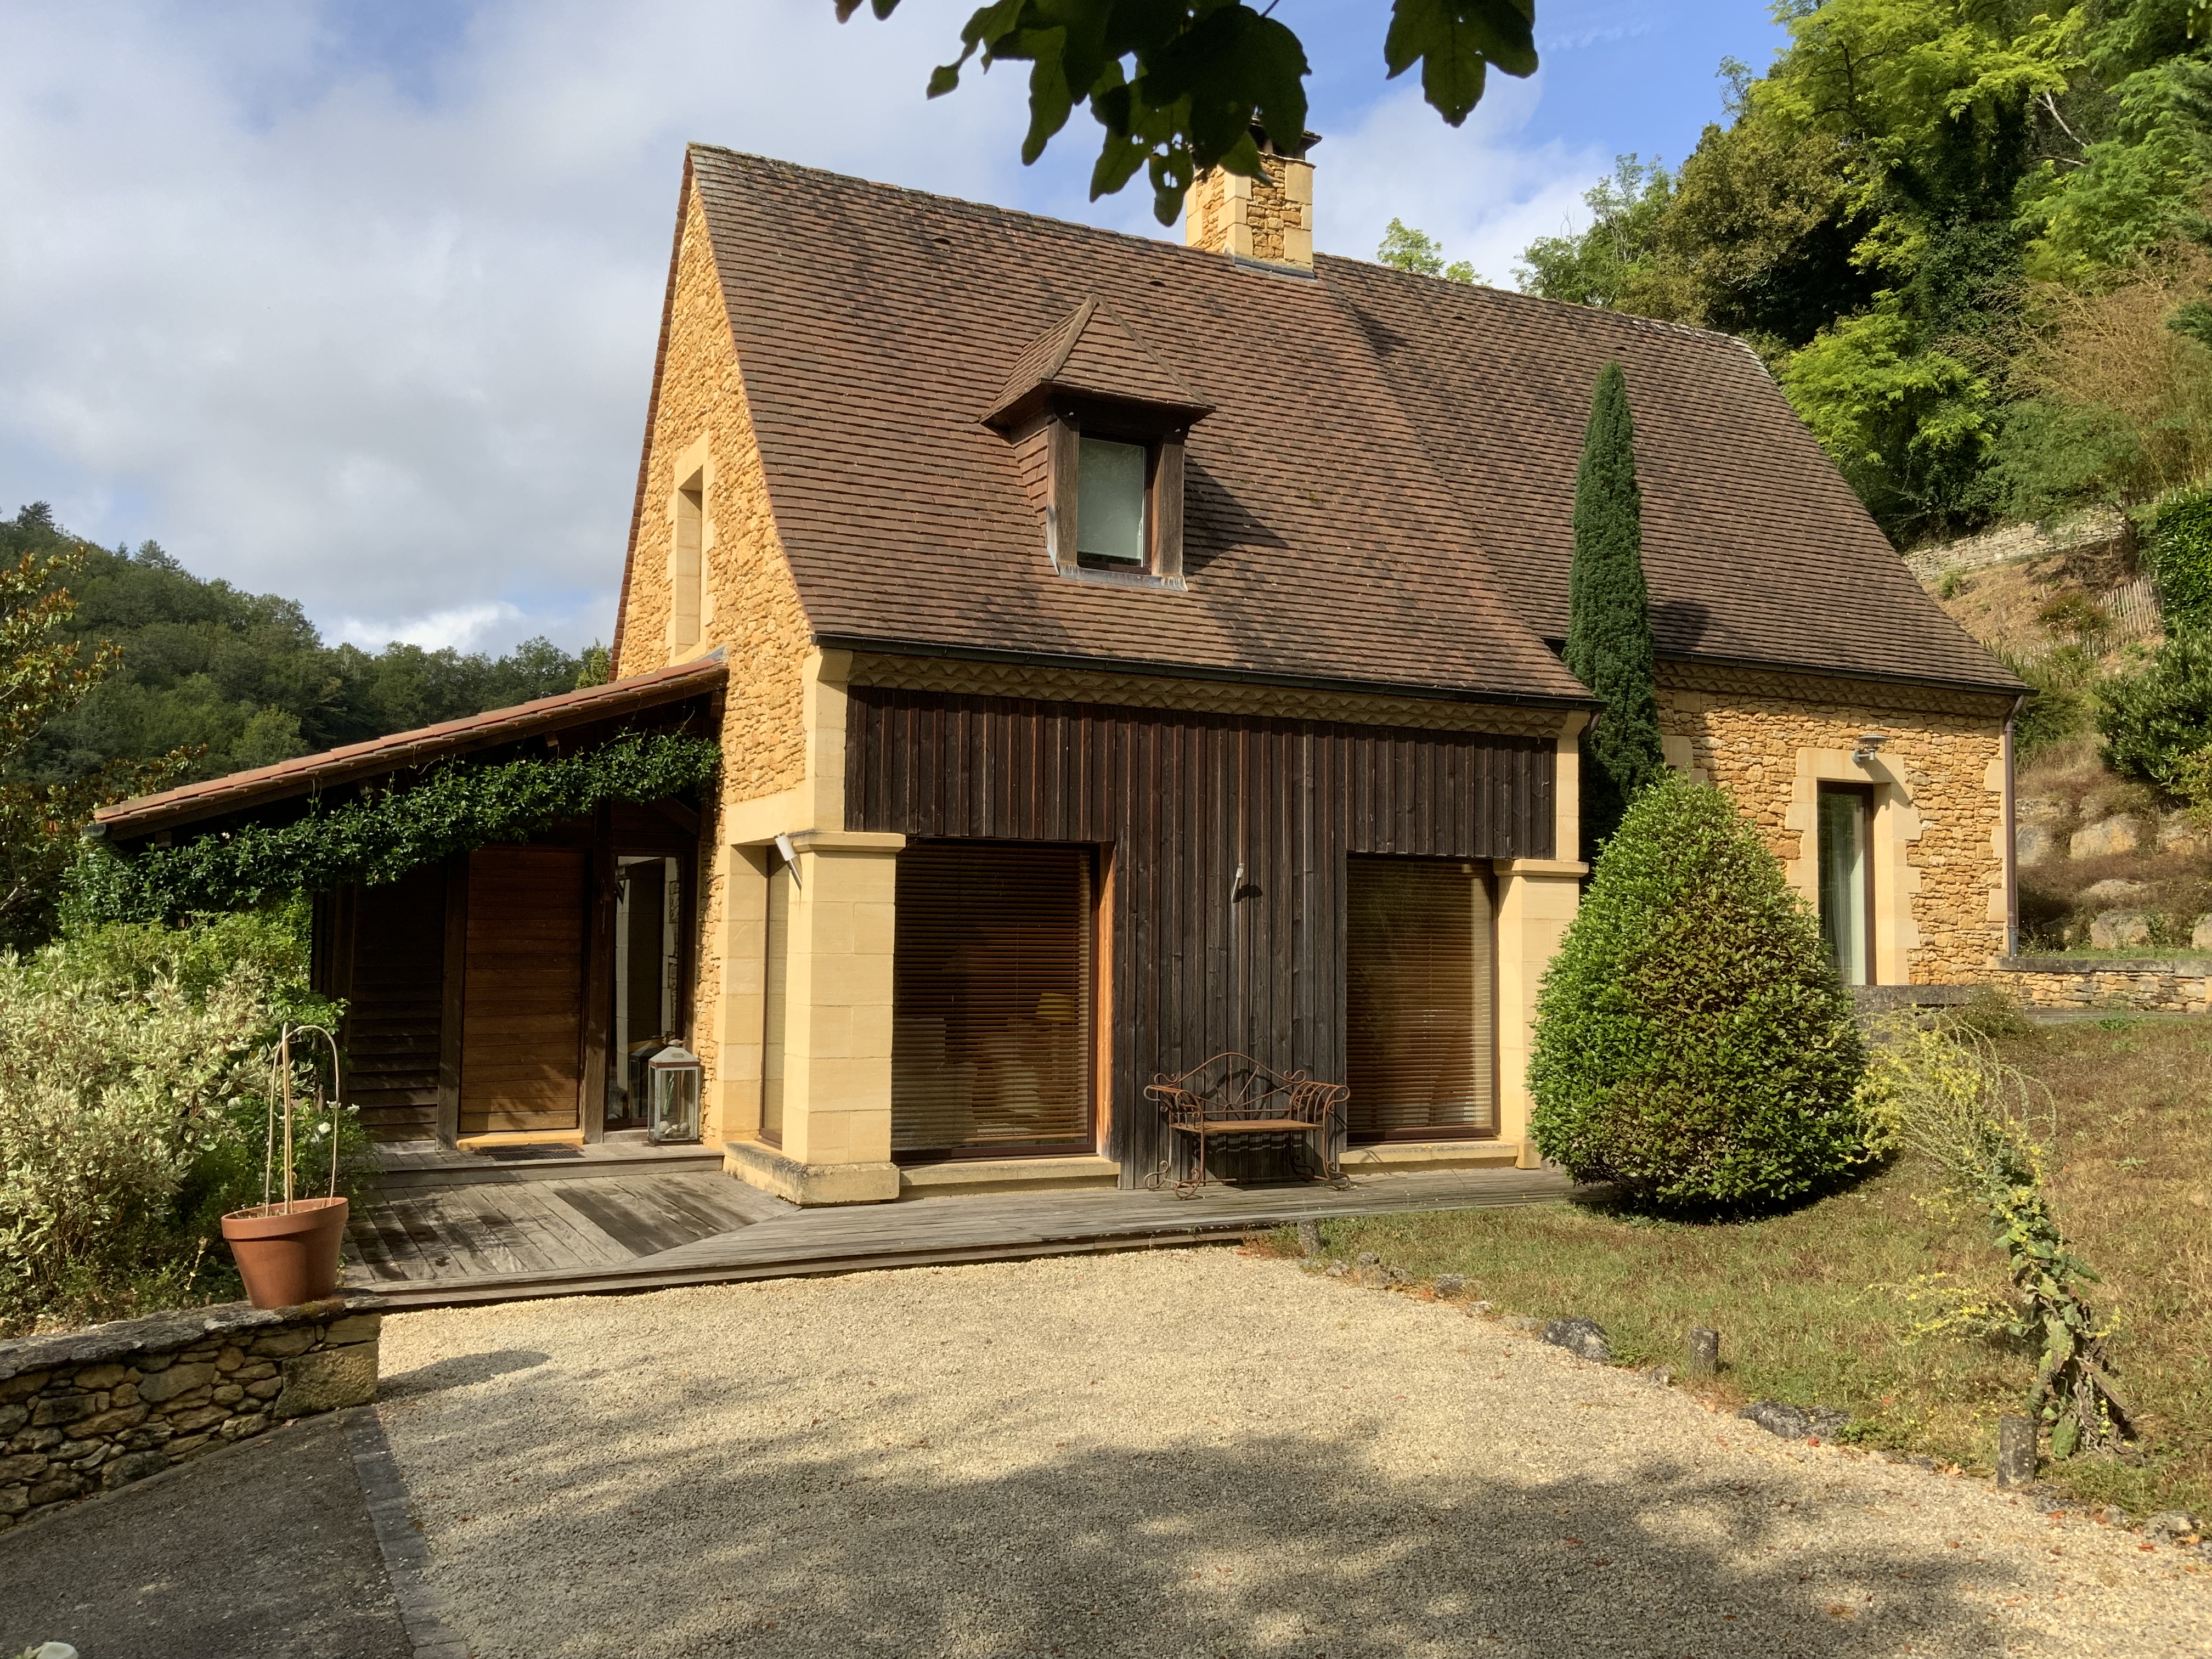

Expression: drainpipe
xmin=2004 ymin=693 xmax=2025 ymax=961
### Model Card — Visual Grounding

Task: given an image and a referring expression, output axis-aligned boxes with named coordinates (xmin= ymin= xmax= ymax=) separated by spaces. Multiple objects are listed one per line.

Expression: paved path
xmin=376 ymin=1248 xmax=2212 ymax=1658
xmin=0 ymin=1410 xmax=410 ymax=1659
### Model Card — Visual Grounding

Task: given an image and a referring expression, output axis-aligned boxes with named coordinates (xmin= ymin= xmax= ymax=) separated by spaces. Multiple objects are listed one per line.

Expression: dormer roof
xmin=983 ymin=297 xmax=1215 ymax=431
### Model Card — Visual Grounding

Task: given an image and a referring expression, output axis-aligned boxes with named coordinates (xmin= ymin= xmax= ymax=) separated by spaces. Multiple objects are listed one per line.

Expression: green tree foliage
xmin=0 ymin=502 xmax=603 ymax=945
xmin=1528 ymin=776 xmax=1874 ymax=1211
xmin=836 ymin=0 xmax=1537 ymax=222
xmin=2143 ymin=481 xmax=2212 ymax=628
xmin=0 ymin=517 xmax=189 ymax=947
xmin=1514 ymin=0 xmax=2212 ymax=549
xmin=4 ymin=504 xmax=595 ymax=785
xmin=1375 ymin=217 xmax=1480 ymax=283
xmin=1564 ymin=362 xmax=1666 ymax=855
xmin=2097 ymin=622 xmax=2212 ymax=796
xmin=1514 ymin=156 xmax=1689 ymax=314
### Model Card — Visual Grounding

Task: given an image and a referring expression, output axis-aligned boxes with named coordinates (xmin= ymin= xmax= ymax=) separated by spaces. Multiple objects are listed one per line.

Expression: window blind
xmin=1345 ymin=857 xmax=1496 ymax=1141
xmin=891 ymin=842 xmax=1094 ymax=1157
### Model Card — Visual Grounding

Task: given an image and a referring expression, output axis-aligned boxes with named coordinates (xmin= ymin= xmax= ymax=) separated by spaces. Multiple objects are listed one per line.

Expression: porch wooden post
xmin=581 ymin=806 xmax=616 ymax=1143
xmin=436 ymin=853 xmax=468 ymax=1148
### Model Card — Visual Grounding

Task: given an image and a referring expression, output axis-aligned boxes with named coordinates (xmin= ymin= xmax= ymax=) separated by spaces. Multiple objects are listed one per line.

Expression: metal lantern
xmin=645 ymin=1043 xmax=703 ymax=1144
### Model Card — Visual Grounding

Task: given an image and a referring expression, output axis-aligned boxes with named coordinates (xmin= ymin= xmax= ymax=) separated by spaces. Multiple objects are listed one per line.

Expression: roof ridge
xmin=685 ymin=143 xmax=1772 ymax=362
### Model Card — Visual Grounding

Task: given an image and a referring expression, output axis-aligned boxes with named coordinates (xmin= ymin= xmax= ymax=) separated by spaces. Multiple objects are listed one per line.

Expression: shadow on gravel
xmin=0 ymin=1409 xmax=408 ymax=1659
xmin=380 ymin=1347 xmax=550 ymax=1400
xmin=389 ymin=1393 xmax=2018 ymax=1657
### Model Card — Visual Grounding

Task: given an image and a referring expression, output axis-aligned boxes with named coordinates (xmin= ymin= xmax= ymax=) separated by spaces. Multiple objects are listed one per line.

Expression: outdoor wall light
xmin=1852 ymin=733 xmax=1888 ymax=765
xmin=646 ymin=1043 xmax=703 ymax=1144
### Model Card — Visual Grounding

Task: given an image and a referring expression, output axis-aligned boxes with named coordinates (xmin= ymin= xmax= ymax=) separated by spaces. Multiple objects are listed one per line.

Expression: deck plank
xmin=345 ymin=1163 xmax=1583 ymax=1304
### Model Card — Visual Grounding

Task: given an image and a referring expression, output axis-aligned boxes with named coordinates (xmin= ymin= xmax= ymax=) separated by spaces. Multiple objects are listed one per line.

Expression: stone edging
xmin=1 ymin=1294 xmax=386 ymax=1531
xmin=1999 ymin=955 xmax=2212 ymax=977
xmin=347 ymin=1406 xmax=469 ymax=1659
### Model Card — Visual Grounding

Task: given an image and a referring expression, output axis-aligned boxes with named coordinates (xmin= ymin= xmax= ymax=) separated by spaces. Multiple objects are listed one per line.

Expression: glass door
xmin=1816 ymin=785 xmax=1874 ymax=986
xmin=609 ymin=854 xmax=682 ymax=1128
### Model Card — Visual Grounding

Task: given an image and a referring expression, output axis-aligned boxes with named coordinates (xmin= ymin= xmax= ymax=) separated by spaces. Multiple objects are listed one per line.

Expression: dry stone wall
xmin=1991 ymin=957 xmax=2212 ymax=1014
xmin=0 ymin=1295 xmax=380 ymax=1531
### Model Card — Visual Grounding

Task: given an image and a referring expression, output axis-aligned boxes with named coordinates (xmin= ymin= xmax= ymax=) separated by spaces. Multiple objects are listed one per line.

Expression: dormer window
xmin=1076 ymin=436 xmax=1148 ymax=567
xmin=983 ymin=296 xmax=1212 ymax=591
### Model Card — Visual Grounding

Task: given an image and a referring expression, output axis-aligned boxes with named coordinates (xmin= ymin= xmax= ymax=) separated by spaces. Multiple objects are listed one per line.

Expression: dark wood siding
xmin=845 ymin=687 xmax=1554 ymax=1183
xmin=315 ymin=866 xmax=447 ymax=1140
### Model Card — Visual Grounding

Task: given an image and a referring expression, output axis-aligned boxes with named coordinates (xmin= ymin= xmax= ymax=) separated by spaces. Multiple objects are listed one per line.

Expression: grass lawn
xmin=1289 ymin=1017 xmax=2212 ymax=1520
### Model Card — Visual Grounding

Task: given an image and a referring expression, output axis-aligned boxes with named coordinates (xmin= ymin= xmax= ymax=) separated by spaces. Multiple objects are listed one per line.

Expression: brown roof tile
xmin=984 ymin=296 xmax=1214 ymax=430
xmin=674 ymin=146 xmax=2015 ymax=703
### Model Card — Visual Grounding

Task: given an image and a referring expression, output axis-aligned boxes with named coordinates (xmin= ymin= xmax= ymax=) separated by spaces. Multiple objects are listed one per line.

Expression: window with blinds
xmin=1345 ymin=856 xmax=1496 ymax=1141
xmin=891 ymin=842 xmax=1094 ymax=1159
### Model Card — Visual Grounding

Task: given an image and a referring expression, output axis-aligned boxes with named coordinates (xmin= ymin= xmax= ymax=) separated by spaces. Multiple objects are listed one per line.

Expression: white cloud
xmin=335 ymin=600 xmax=526 ymax=655
xmin=1319 ymin=76 xmax=1605 ymax=290
xmin=0 ymin=0 xmax=1060 ymax=651
xmin=0 ymin=2 xmax=1610 ymax=657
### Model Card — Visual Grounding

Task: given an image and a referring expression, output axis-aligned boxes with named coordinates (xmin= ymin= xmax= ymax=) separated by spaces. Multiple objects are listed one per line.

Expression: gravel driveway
xmin=378 ymin=1248 xmax=2212 ymax=1658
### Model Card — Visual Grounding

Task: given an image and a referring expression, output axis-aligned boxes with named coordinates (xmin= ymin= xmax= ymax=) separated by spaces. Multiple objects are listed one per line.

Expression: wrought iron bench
xmin=1143 ymin=1053 xmax=1352 ymax=1199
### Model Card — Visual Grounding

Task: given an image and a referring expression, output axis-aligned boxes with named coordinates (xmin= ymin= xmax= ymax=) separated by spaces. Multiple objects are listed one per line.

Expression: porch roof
xmin=92 ymin=651 xmax=726 ymax=844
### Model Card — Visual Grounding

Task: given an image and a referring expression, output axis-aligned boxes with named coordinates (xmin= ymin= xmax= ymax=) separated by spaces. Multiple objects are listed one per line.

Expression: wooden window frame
xmin=1045 ymin=407 xmax=1187 ymax=589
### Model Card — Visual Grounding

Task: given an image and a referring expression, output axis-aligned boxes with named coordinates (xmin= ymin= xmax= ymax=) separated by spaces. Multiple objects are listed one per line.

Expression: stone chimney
xmin=1184 ymin=129 xmax=1316 ymax=270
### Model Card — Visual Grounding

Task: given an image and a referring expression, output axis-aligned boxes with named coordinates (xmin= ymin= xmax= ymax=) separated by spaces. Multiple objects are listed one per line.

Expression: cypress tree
xmin=1564 ymin=359 xmax=1666 ymax=858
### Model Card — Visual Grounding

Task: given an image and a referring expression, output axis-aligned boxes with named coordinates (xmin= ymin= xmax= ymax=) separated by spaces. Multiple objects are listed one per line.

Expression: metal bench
xmin=1143 ymin=1053 xmax=1351 ymax=1199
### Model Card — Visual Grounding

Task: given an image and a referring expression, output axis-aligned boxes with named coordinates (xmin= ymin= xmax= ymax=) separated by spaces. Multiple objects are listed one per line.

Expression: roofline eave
xmin=814 ymin=632 xmax=1599 ymax=715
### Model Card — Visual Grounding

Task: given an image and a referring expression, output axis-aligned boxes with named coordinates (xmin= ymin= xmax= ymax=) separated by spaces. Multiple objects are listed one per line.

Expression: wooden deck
xmin=344 ymin=1159 xmax=1583 ymax=1310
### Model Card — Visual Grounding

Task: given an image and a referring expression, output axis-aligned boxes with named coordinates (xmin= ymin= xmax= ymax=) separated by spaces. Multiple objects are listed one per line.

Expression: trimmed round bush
xmin=1528 ymin=776 xmax=1872 ymax=1210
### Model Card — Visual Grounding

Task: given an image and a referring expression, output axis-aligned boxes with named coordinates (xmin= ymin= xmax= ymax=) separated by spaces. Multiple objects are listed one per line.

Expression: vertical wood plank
xmin=582 ymin=808 xmax=615 ymax=1143
xmin=437 ymin=854 xmax=468 ymax=1148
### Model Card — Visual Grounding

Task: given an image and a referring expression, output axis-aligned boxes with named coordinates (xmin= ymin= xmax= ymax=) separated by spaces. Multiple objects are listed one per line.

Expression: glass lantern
xmin=645 ymin=1043 xmax=703 ymax=1144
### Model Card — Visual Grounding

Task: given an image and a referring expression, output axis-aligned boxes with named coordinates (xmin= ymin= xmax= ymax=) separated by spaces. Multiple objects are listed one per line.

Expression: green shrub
xmin=2146 ymin=484 xmax=2212 ymax=632
xmin=0 ymin=905 xmax=358 ymax=1331
xmin=1995 ymin=644 xmax=2097 ymax=765
xmin=2097 ymin=627 xmax=2212 ymax=799
xmin=1528 ymin=776 xmax=1874 ymax=1210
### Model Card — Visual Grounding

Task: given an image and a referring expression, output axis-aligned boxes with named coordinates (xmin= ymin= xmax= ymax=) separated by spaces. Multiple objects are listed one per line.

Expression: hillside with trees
xmin=0 ymin=501 xmax=606 ymax=945
xmin=1515 ymin=0 xmax=2211 ymax=551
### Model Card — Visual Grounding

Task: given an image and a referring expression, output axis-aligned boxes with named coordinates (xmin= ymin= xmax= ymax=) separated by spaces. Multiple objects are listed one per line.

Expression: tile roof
xmin=93 ymin=652 xmax=726 ymax=842
xmin=984 ymin=297 xmax=1214 ymax=428
xmin=669 ymin=146 xmax=2016 ymax=703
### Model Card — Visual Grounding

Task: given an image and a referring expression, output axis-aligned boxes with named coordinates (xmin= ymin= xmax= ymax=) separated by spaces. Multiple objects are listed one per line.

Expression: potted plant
xmin=222 ymin=1024 xmax=350 ymax=1309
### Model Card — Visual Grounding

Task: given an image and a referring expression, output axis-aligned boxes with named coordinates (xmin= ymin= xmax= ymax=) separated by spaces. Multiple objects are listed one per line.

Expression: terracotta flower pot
xmin=222 ymin=1196 xmax=349 ymax=1310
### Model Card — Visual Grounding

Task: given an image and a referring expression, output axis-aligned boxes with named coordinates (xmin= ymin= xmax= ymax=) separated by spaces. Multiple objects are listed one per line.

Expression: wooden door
xmin=459 ymin=845 xmax=587 ymax=1136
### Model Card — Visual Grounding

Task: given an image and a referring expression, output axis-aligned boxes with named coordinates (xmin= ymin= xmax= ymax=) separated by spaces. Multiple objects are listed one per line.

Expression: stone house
xmin=92 ymin=138 xmax=2021 ymax=1203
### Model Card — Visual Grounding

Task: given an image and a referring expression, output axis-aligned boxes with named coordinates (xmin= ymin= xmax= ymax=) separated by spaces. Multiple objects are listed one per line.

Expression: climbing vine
xmin=69 ymin=731 xmax=720 ymax=924
xmin=1860 ymin=1018 xmax=2130 ymax=1459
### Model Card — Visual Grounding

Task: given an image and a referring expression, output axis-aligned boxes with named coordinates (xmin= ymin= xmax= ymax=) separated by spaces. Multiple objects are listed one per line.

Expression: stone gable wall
xmin=1657 ymin=668 xmax=2010 ymax=982
xmin=617 ymin=180 xmax=817 ymax=1135
xmin=0 ymin=1296 xmax=381 ymax=1532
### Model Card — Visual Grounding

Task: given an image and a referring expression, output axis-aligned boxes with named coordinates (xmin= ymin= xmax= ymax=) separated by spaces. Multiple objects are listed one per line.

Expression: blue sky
xmin=0 ymin=1 xmax=1787 ymax=655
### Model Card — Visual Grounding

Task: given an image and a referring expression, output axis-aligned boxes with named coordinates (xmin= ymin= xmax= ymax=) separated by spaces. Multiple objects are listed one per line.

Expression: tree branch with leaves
xmin=1 ymin=542 xmax=190 ymax=945
xmin=834 ymin=0 xmax=1538 ymax=223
